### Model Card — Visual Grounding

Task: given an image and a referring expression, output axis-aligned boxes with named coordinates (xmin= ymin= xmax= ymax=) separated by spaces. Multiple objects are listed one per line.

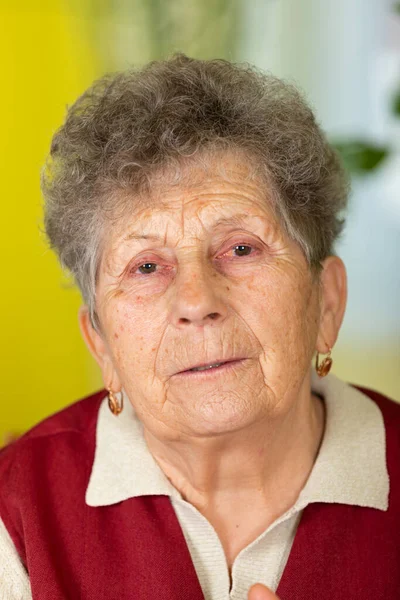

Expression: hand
xmin=248 ymin=583 xmax=281 ymax=600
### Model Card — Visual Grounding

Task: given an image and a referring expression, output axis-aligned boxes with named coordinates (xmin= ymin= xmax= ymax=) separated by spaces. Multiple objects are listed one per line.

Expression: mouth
xmin=175 ymin=358 xmax=246 ymax=377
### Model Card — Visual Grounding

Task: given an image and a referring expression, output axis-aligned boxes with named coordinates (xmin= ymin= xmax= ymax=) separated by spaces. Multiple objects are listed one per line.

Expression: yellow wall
xmin=0 ymin=2 xmax=102 ymax=441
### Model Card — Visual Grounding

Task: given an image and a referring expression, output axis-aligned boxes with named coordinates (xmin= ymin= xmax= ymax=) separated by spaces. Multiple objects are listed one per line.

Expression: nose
xmin=169 ymin=263 xmax=228 ymax=328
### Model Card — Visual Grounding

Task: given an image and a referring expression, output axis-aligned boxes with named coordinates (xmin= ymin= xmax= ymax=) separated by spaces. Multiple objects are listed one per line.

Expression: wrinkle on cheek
xmin=153 ymin=321 xmax=168 ymax=371
xmin=243 ymin=262 xmax=314 ymax=398
xmin=97 ymin=284 xmax=129 ymax=331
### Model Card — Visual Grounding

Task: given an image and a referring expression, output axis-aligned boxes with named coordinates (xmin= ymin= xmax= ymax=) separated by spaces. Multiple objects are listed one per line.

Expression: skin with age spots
xmin=79 ymin=151 xmax=347 ymax=588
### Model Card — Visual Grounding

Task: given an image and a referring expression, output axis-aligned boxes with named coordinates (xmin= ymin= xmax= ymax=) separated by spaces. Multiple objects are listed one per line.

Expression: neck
xmin=143 ymin=387 xmax=326 ymax=517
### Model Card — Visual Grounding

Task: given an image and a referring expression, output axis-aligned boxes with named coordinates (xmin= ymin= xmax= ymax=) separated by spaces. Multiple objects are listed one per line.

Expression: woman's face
xmin=82 ymin=153 xmax=344 ymax=439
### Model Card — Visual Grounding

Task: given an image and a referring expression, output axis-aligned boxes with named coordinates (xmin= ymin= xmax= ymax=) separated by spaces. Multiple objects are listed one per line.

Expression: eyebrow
xmin=122 ymin=213 xmax=259 ymax=243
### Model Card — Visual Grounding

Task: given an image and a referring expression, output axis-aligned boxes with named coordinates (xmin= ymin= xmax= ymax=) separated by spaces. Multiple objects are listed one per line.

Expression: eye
xmin=220 ymin=243 xmax=258 ymax=260
xmin=231 ymin=244 xmax=254 ymax=257
xmin=136 ymin=262 xmax=158 ymax=275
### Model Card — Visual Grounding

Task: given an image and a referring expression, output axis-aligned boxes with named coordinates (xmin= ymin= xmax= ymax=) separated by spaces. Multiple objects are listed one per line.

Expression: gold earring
xmin=315 ymin=347 xmax=333 ymax=377
xmin=107 ymin=388 xmax=124 ymax=415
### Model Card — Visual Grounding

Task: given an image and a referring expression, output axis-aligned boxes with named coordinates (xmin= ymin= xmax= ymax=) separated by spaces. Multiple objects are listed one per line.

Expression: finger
xmin=248 ymin=583 xmax=281 ymax=600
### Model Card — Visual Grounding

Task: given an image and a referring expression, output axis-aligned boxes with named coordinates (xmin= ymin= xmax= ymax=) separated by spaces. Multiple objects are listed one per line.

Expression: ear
xmin=78 ymin=305 xmax=122 ymax=392
xmin=316 ymin=255 xmax=347 ymax=354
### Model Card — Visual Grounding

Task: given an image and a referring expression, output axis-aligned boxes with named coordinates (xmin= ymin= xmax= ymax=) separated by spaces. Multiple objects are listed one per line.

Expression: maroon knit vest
xmin=0 ymin=384 xmax=399 ymax=600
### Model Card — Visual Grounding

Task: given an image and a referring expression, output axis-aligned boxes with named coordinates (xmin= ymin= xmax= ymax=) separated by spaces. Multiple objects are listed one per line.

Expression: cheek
xmin=106 ymin=303 xmax=164 ymax=380
xmin=247 ymin=280 xmax=318 ymax=400
xmin=246 ymin=267 xmax=317 ymax=357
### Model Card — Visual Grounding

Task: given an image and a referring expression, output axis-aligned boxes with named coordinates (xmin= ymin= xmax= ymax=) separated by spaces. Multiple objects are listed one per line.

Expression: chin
xmin=185 ymin=399 xmax=258 ymax=437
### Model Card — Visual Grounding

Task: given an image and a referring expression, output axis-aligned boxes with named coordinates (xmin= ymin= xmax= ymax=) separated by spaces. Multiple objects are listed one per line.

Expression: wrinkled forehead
xmin=105 ymin=148 xmax=280 ymax=245
xmin=148 ymin=147 xmax=267 ymax=195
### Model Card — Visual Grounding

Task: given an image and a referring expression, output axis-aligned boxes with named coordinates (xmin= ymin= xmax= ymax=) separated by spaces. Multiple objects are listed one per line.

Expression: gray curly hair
xmin=41 ymin=53 xmax=349 ymax=328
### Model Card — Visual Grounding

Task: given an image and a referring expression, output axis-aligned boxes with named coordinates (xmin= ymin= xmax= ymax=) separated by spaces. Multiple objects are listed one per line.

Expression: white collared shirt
xmin=0 ymin=370 xmax=390 ymax=599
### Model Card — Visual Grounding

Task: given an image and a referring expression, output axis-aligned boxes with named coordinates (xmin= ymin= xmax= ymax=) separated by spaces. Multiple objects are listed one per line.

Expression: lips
xmin=178 ymin=358 xmax=243 ymax=374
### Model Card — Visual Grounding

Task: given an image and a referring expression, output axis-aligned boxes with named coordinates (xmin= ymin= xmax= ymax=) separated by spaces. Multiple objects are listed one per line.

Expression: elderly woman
xmin=0 ymin=54 xmax=399 ymax=600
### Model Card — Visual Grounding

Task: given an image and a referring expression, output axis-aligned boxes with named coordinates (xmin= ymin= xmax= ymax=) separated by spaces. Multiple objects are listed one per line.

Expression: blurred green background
xmin=1 ymin=0 xmax=399 ymax=442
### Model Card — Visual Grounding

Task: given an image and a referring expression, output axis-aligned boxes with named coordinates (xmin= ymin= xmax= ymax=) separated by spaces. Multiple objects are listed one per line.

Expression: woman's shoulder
xmin=351 ymin=383 xmax=400 ymax=420
xmin=351 ymin=383 xmax=400 ymax=484
xmin=0 ymin=390 xmax=108 ymax=588
xmin=0 ymin=389 xmax=106 ymax=482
